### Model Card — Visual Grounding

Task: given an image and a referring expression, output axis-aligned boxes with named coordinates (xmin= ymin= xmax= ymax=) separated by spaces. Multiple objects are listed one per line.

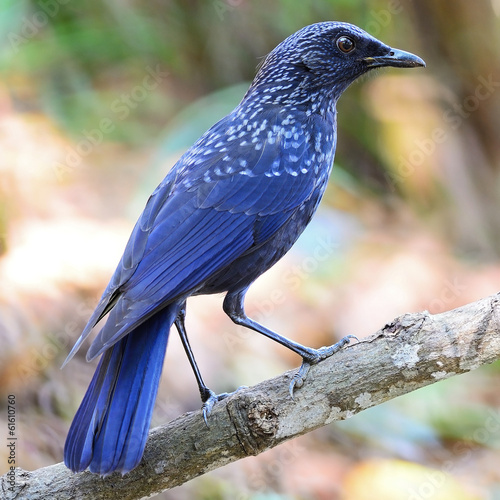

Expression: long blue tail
xmin=64 ymin=304 xmax=178 ymax=475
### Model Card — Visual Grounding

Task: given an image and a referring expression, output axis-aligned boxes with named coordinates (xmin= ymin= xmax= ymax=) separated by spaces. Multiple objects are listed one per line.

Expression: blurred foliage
xmin=1 ymin=1 xmax=500 ymax=499
xmin=343 ymin=459 xmax=480 ymax=500
xmin=1 ymin=0 xmax=499 ymax=255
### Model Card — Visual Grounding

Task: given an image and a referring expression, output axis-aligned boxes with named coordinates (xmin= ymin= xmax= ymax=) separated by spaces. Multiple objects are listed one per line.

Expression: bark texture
xmin=2 ymin=293 xmax=500 ymax=499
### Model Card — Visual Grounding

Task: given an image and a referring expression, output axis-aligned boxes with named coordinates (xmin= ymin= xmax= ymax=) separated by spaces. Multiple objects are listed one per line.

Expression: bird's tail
xmin=64 ymin=304 xmax=178 ymax=475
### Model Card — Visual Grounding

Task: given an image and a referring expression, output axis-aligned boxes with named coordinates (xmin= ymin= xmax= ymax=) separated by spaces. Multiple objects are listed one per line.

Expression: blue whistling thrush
xmin=63 ymin=22 xmax=425 ymax=475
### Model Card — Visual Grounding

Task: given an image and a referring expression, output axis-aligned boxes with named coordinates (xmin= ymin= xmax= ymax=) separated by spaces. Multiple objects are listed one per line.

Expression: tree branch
xmin=3 ymin=292 xmax=500 ymax=499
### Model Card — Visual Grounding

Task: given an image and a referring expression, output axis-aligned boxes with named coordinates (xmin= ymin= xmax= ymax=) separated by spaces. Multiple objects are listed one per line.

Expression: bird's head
xmin=248 ymin=22 xmax=425 ymax=111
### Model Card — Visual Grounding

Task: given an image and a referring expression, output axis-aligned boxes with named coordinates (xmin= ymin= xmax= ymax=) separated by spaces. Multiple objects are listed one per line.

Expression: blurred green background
xmin=1 ymin=0 xmax=500 ymax=499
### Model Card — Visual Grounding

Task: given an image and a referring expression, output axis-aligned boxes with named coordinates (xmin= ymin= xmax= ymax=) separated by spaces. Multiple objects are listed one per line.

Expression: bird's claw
xmin=289 ymin=362 xmax=311 ymax=399
xmin=316 ymin=334 xmax=359 ymax=360
xmin=202 ymin=390 xmax=229 ymax=427
xmin=201 ymin=386 xmax=248 ymax=426
xmin=288 ymin=335 xmax=358 ymax=398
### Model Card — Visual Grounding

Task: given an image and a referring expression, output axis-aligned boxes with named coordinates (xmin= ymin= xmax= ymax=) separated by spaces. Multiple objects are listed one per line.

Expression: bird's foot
xmin=201 ymin=386 xmax=247 ymax=426
xmin=289 ymin=334 xmax=358 ymax=398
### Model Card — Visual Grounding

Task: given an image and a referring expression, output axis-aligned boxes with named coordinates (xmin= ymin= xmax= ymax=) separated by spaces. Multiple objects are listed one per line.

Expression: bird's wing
xmin=182 ymin=110 xmax=328 ymax=217
xmin=62 ymin=175 xmax=178 ymax=366
xmin=67 ymin=108 xmax=333 ymax=362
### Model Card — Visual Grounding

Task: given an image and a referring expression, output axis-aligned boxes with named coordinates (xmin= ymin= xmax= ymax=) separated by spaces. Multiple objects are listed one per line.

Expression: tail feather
xmin=64 ymin=304 xmax=178 ymax=475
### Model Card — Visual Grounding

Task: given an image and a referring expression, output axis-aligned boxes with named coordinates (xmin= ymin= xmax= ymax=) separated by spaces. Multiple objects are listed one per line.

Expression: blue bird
xmin=63 ymin=22 xmax=424 ymax=475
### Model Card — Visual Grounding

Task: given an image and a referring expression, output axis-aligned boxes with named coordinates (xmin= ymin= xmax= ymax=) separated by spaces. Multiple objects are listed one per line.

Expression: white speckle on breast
xmin=315 ymin=133 xmax=323 ymax=152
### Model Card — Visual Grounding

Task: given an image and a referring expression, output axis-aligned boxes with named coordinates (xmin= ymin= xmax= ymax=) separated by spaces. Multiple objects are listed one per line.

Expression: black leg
xmin=223 ymin=288 xmax=357 ymax=396
xmin=174 ymin=302 xmax=237 ymax=424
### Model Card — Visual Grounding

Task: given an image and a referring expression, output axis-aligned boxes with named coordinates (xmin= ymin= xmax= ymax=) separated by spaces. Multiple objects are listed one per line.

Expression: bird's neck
xmin=246 ymin=57 xmax=344 ymax=118
xmin=243 ymin=80 xmax=339 ymax=120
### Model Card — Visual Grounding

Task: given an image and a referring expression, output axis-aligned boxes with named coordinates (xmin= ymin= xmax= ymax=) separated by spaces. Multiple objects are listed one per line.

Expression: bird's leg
xmin=289 ymin=334 xmax=357 ymax=396
xmin=174 ymin=303 xmax=236 ymax=425
xmin=223 ymin=289 xmax=357 ymax=397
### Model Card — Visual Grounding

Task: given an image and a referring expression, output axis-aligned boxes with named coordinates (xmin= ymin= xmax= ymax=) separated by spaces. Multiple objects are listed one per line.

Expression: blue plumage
xmin=63 ymin=22 xmax=424 ymax=475
xmin=64 ymin=303 xmax=179 ymax=475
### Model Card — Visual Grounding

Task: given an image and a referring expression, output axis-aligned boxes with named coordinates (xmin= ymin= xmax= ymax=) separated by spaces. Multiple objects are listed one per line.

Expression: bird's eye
xmin=336 ymin=36 xmax=356 ymax=53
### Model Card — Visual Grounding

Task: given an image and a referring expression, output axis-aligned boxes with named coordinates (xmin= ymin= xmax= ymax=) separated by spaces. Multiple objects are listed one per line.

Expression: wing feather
xmin=64 ymin=105 xmax=335 ymax=364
